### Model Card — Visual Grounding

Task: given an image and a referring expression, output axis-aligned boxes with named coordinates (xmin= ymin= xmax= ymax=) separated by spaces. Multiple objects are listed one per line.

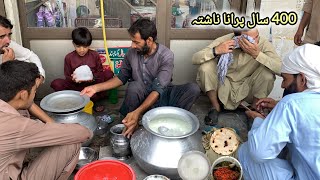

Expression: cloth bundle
xmin=73 ymin=65 xmax=93 ymax=81
xmin=217 ymin=34 xmax=255 ymax=84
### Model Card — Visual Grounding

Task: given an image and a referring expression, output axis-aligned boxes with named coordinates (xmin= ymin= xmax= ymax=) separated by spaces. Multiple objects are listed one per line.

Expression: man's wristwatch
xmin=212 ymin=47 xmax=218 ymax=57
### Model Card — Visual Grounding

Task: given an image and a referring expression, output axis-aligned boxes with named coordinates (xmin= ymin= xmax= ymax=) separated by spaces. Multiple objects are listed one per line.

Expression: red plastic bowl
xmin=75 ymin=160 xmax=136 ymax=180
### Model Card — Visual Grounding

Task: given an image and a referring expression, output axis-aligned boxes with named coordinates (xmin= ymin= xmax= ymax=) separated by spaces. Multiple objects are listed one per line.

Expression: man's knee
xmin=126 ymin=81 xmax=144 ymax=95
xmin=256 ymin=66 xmax=276 ymax=82
xmin=105 ymin=70 xmax=114 ymax=80
xmin=99 ymin=70 xmax=114 ymax=82
xmin=187 ymin=82 xmax=201 ymax=95
xmin=51 ymin=79 xmax=67 ymax=91
xmin=198 ymin=61 xmax=216 ymax=74
xmin=60 ymin=143 xmax=81 ymax=155
xmin=262 ymin=71 xmax=275 ymax=82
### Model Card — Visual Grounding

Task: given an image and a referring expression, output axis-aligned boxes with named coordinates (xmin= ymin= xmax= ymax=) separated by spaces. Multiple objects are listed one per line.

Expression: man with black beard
xmin=239 ymin=44 xmax=320 ymax=180
xmin=247 ymin=73 xmax=301 ymax=116
xmin=256 ymin=40 xmax=320 ymax=113
xmin=81 ymin=19 xmax=200 ymax=137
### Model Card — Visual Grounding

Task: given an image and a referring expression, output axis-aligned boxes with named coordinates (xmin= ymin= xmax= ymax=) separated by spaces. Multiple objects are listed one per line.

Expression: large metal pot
xmin=130 ymin=107 xmax=204 ymax=179
xmin=40 ymin=90 xmax=97 ymax=146
xmin=48 ymin=111 xmax=97 ymax=146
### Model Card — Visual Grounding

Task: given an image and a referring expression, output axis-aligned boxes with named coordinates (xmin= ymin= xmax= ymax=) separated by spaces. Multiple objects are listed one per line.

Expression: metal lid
xmin=40 ymin=90 xmax=90 ymax=113
xmin=178 ymin=151 xmax=210 ymax=180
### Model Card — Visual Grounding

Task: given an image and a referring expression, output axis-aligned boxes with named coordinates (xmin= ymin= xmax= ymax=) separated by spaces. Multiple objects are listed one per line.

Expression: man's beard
xmin=137 ymin=43 xmax=150 ymax=56
xmin=283 ymin=80 xmax=298 ymax=96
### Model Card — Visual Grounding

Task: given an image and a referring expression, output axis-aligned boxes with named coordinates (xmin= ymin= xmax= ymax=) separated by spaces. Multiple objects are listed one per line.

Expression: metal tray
xmin=40 ymin=90 xmax=90 ymax=113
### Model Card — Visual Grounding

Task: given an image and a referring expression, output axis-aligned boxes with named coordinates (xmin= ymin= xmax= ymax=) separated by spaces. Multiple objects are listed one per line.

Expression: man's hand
xmin=256 ymin=98 xmax=277 ymax=111
xmin=71 ymin=74 xmax=93 ymax=83
xmin=294 ymin=29 xmax=303 ymax=46
xmin=2 ymin=47 xmax=15 ymax=62
xmin=122 ymin=110 xmax=141 ymax=138
xmin=80 ymin=85 xmax=97 ymax=97
xmin=238 ymin=37 xmax=260 ymax=59
xmin=215 ymin=40 xmax=236 ymax=55
xmin=245 ymin=110 xmax=265 ymax=120
xmin=71 ymin=74 xmax=77 ymax=82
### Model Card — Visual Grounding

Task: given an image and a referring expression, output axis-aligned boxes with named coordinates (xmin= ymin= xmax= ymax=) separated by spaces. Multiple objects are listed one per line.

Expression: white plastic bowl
xmin=178 ymin=151 xmax=210 ymax=180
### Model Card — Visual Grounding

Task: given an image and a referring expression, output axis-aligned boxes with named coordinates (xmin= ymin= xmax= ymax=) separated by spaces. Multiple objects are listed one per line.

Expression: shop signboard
xmin=96 ymin=47 xmax=129 ymax=74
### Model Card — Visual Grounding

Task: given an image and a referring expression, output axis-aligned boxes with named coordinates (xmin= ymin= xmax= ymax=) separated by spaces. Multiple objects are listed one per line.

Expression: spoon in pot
xmin=158 ymin=126 xmax=169 ymax=135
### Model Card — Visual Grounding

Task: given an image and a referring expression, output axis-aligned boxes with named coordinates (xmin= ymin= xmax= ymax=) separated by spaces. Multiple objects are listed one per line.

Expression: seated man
xmin=0 ymin=15 xmax=54 ymax=123
xmin=51 ymin=27 xmax=114 ymax=112
xmin=0 ymin=61 xmax=92 ymax=180
xmin=238 ymin=44 xmax=320 ymax=180
xmin=192 ymin=28 xmax=281 ymax=125
xmin=81 ymin=18 xmax=200 ymax=137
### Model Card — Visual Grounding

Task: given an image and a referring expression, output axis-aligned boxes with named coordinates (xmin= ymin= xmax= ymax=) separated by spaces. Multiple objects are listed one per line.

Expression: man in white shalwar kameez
xmin=238 ymin=44 xmax=320 ymax=180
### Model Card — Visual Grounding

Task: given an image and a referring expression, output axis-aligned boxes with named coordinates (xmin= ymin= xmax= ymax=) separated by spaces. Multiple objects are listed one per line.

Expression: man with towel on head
xmin=192 ymin=28 xmax=281 ymax=125
xmin=238 ymin=44 xmax=320 ymax=180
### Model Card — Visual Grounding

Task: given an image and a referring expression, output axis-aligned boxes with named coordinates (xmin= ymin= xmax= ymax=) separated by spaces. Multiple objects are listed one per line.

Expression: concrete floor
xmin=68 ymin=94 xmax=250 ymax=180
xmin=30 ymin=93 xmax=250 ymax=180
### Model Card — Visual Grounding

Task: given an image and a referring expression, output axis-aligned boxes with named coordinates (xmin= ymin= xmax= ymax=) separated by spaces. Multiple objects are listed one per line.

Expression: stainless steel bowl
xmin=76 ymin=147 xmax=98 ymax=170
xmin=143 ymin=174 xmax=170 ymax=180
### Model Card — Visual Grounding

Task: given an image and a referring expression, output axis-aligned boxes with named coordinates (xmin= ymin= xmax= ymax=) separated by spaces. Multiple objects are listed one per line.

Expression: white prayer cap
xmin=281 ymin=44 xmax=320 ymax=89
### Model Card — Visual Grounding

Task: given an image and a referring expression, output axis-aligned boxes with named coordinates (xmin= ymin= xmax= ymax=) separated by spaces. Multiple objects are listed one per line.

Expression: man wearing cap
xmin=238 ymin=44 xmax=320 ymax=179
xmin=192 ymin=28 xmax=281 ymax=125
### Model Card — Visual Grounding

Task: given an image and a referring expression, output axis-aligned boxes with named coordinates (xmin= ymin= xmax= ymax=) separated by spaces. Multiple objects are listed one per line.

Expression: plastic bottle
xmin=108 ymin=88 xmax=118 ymax=104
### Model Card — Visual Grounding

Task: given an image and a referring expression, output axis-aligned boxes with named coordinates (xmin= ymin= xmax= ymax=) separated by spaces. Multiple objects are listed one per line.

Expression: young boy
xmin=51 ymin=27 xmax=113 ymax=112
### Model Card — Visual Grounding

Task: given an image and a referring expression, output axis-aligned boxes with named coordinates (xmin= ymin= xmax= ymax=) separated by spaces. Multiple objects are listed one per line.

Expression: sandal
xmin=94 ymin=102 xmax=105 ymax=112
xmin=204 ymin=108 xmax=219 ymax=126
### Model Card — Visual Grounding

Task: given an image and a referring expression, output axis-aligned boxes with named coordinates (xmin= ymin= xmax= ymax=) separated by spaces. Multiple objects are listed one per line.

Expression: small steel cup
xmin=95 ymin=115 xmax=111 ymax=136
xmin=110 ymin=124 xmax=131 ymax=160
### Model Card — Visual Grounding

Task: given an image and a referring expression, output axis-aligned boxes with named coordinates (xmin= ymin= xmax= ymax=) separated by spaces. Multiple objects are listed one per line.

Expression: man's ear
xmin=19 ymin=90 xmax=29 ymax=101
xmin=35 ymin=78 xmax=42 ymax=88
xmin=146 ymin=37 xmax=153 ymax=44
xmin=10 ymin=90 xmax=28 ymax=109
xmin=299 ymin=73 xmax=307 ymax=88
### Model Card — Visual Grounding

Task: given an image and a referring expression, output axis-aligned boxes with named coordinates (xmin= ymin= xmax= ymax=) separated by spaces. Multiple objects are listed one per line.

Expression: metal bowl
xmin=211 ymin=156 xmax=243 ymax=180
xmin=76 ymin=147 xmax=99 ymax=170
xmin=40 ymin=90 xmax=90 ymax=113
xmin=143 ymin=174 xmax=170 ymax=180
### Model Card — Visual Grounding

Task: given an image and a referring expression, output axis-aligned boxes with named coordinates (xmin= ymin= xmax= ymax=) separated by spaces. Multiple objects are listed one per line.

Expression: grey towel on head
xmin=217 ymin=34 xmax=255 ymax=84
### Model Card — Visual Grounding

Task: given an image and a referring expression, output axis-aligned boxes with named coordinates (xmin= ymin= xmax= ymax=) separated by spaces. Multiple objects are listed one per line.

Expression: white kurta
xmin=0 ymin=41 xmax=45 ymax=78
xmin=238 ymin=91 xmax=320 ymax=180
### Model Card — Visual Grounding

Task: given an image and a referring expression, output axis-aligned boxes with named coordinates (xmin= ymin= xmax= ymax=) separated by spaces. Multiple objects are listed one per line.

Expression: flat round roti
xmin=210 ymin=128 xmax=240 ymax=155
